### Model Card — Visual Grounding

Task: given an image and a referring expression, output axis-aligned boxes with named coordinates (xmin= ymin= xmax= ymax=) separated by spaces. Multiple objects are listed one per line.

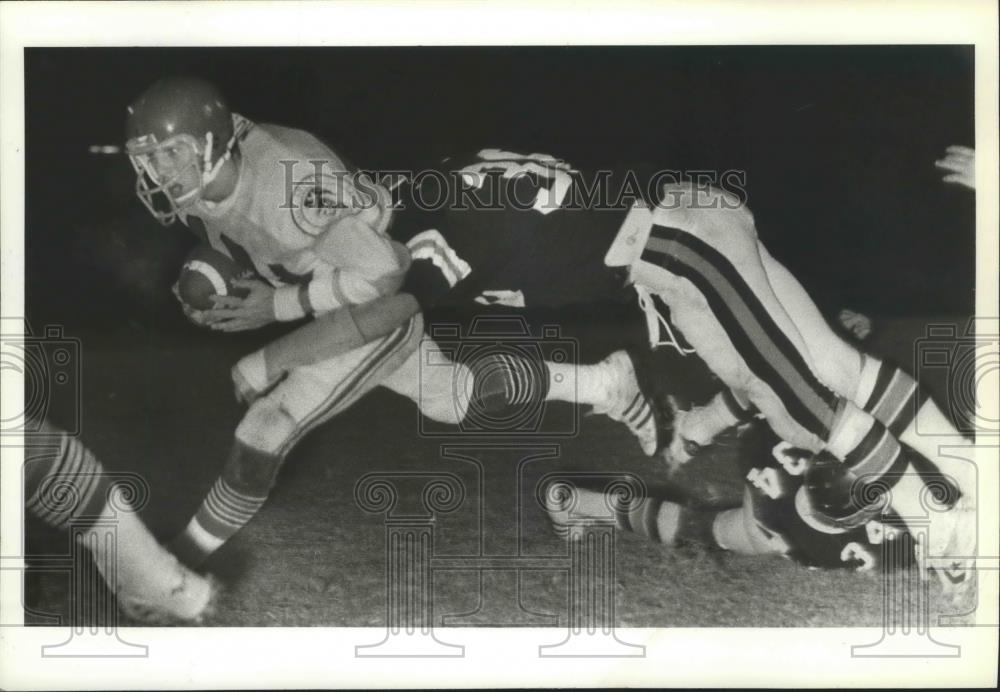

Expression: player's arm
xmin=207 ymin=171 xmax=406 ymax=329
xmin=231 ymin=223 xmax=474 ymax=404
xmin=270 ymin=214 xmax=411 ymax=322
xmin=231 ymin=248 xmax=461 ymax=403
xmin=206 ymin=246 xmax=408 ymax=333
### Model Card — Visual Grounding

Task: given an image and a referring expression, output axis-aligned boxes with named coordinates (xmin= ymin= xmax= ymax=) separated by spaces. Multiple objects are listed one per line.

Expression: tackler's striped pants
xmin=606 ymin=185 xmax=923 ymax=498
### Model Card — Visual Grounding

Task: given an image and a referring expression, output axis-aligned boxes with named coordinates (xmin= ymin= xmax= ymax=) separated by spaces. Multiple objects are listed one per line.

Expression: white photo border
xmin=1 ymin=1 xmax=997 ymax=689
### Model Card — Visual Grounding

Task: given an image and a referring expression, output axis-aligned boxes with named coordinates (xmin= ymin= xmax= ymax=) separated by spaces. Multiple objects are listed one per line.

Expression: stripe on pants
xmin=642 ymin=225 xmax=840 ymax=440
xmin=278 ymin=316 xmax=419 ymax=457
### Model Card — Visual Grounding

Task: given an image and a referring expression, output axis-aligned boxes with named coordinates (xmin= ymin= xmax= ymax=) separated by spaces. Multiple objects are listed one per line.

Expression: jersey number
xmin=747 ymin=467 xmax=784 ymax=499
xmin=772 ymin=441 xmax=808 ymax=476
xmin=459 ymin=149 xmax=575 ymax=215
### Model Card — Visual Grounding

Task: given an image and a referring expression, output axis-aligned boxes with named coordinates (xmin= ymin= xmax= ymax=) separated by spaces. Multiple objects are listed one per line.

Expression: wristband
xmin=273 ymin=285 xmax=307 ymax=322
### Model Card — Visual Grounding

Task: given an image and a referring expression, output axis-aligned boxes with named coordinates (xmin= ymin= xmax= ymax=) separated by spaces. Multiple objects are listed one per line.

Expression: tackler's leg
xmin=540 ymin=479 xmax=724 ymax=550
xmin=759 ymin=241 xmax=975 ymax=494
xmin=759 ymin=233 xmax=976 ymax=592
xmin=609 ymin=189 xmax=842 ymax=456
xmin=382 ymin=335 xmax=660 ymax=456
xmin=170 ymin=315 xmax=423 ymax=568
xmin=607 ymin=188 xmax=975 ymax=594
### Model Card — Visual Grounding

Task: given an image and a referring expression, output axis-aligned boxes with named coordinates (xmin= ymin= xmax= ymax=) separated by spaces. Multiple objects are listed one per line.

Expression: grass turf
xmin=23 ymin=315 xmax=978 ymax=628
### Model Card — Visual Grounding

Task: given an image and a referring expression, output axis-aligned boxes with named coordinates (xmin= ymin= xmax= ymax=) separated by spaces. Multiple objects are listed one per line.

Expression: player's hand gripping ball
xmin=174 ymin=246 xmax=250 ymax=321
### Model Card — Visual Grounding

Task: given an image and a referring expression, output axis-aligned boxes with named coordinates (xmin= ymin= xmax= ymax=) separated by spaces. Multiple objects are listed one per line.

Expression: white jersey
xmin=186 ymin=120 xmax=405 ymax=313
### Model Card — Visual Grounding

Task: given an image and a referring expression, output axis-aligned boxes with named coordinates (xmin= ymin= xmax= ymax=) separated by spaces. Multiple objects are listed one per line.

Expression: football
xmin=176 ymin=245 xmax=250 ymax=312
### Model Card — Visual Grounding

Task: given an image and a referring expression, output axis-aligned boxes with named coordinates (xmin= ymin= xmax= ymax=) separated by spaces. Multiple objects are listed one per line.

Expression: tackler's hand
xmin=205 ymin=278 xmax=277 ymax=332
xmin=935 ymin=145 xmax=975 ymax=190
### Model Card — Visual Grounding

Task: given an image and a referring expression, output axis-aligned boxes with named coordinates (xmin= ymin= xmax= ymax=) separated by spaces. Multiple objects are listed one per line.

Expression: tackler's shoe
xmin=590 ymin=350 xmax=659 ymax=457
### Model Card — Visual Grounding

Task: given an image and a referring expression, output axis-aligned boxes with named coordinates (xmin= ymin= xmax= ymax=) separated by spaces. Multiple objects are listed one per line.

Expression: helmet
xmin=125 ymin=77 xmax=245 ymax=224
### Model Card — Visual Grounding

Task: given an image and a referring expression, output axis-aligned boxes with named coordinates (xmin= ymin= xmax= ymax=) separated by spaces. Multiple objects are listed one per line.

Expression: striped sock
xmin=819 ymin=357 xmax=965 ymax=518
xmin=169 ymin=442 xmax=278 ymax=567
xmin=857 ymin=356 xmax=970 ymax=503
xmin=545 ymin=483 xmax=718 ymax=548
xmin=25 ymin=433 xmax=112 ymax=532
xmin=832 ymin=407 xmax=906 ymax=482
xmin=855 ymin=356 xmax=927 ymax=437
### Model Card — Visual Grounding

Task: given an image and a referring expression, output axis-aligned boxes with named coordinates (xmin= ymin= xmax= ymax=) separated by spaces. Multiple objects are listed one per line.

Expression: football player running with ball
xmin=125 ymin=80 xmax=659 ymax=570
xmin=237 ymin=148 xmax=977 ymax=598
xmin=125 ymin=77 xmax=419 ymax=568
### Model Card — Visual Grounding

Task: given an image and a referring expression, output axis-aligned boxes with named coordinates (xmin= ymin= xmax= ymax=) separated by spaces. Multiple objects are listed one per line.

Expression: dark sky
xmin=24 ymin=46 xmax=975 ymax=327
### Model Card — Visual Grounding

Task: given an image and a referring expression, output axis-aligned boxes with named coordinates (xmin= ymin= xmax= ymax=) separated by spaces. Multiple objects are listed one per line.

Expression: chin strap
xmin=635 ymin=285 xmax=697 ymax=356
xmin=202 ymin=112 xmax=254 ymax=186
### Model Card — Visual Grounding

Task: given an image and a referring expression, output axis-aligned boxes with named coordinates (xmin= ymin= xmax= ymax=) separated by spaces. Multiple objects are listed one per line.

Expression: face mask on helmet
xmin=126 ymin=127 xmax=237 ymax=225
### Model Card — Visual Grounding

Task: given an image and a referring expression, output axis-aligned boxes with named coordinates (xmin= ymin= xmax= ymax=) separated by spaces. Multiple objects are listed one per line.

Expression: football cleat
xmin=590 ymin=350 xmax=659 ymax=456
xmin=117 ymin=567 xmax=219 ymax=626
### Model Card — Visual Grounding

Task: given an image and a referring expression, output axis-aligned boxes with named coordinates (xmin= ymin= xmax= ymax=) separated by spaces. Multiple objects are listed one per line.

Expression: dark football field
xmin=23 ymin=313 xmax=977 ymax=628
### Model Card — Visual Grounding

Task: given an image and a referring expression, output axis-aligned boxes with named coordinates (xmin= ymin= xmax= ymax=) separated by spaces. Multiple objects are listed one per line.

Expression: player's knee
xmin=745 ymin=383 xmax=826 ymax=454
xmin=227 ymin=444 xmax=284 ymax=492
xmin=228 ymin=402 xmax=300 ymax=493
xmin=235 ymin=400 xmax=299 ymax=455
xmin=416 ymin=362 xmax=470 ymax=425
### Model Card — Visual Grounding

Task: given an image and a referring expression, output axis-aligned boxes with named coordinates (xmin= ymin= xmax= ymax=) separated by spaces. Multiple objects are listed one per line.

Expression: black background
xmin=25 ymin=45 xmax=975 ymax=329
